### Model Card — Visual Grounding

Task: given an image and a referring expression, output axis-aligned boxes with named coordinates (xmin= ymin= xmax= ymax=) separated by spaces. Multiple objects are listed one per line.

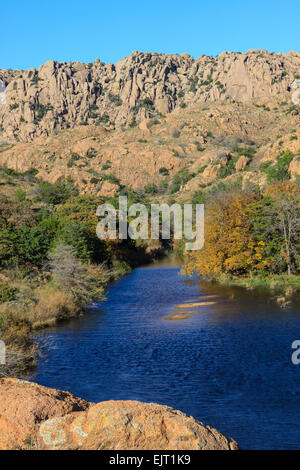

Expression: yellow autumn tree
xmin=182 ymin=192 xmax=268 ymax=278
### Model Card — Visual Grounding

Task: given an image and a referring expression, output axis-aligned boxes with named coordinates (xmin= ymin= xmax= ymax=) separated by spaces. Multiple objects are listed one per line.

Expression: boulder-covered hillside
xmin=0 ymin=49 xmax=300 ymax=199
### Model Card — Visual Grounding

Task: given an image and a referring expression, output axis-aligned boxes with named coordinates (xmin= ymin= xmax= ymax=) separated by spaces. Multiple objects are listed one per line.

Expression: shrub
xmin=0 ymin=284 xmax=18 ymax=303
xmin=231 ymin=142 xmax=256 ymax=159
xmin=30 ymin=75 xmax=42 ymax=85
xmin=97 ymin=113 xmax=110 ymax=124
xmin=88 ymin=104 xmax=99 ymax=119
xmin=191 ymin=191 xmax=205 ymax=204
xmin=217 ymin=158 xmax=236 ymax=179
xmin=197 ymin=165 xmax=208 ymax=174
xmin=129 ymin=117 xmax=137 ymax=128
xmin=102 ymin=162 xmax=111 ymax=170
xmin=37 ymin=180 xmax=78 ymax=205
xmin=16 ymin=225 xmax=52 ymax=266
xmin=286 ymin=105 xmax=299 ymax=115
xmin=139 ymin=98 xmax=154 ymax=109
xmin=102 ymin=174 xmax=120 ymax=185
xmin=90 ymin=177 xmax=100 ymax=184
xmin=172 ymin=168 xmax=194 ymax=187
xmin=108 ymin=93 xmax=122 ymax=106
xmin=15 ymin=188 xmax=26 ymax=202
xmin=144 ymin=183 xmax=157 ymax=195
xmin=55 ymin=220 xmax=97 ymax=263
xmin=159 ymin=179 xmax=168 ymax=191
xmin=170 ymin=183 xmax=180 ymax=194
xmin=48 ymin=243 xmax=105 ymax=306
xmin=261 ymin=150 xmax=294 ymax=183
xmin=29 ymin=102 xmax=52 ymax=121
xmin=9 ymin=103 xmax=19 ymax=111
xmin=159 ymin=167 xmax=169 ymax=176
xmin=67 ymin=152 xmax=81 ymax=167
xmin=86 ymin=149 xmax=97 ymax=159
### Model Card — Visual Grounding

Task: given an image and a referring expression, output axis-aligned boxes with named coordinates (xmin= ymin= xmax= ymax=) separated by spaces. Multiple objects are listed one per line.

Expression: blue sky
xmin=2 ymin=0 xmax=300 ymax=69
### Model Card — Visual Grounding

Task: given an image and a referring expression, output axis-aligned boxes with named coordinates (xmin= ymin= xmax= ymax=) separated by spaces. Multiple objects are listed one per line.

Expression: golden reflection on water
xmin=174 ymin=301 xmax=216 ymax=309
xmin=164 ymin=297 xmax=219 ymax=321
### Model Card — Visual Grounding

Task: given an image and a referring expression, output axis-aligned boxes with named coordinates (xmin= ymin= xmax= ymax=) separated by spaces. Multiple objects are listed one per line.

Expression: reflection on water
xmin=32 ymin=265 xmax=300 ymax=450
xmin=165 ymin=298 xmax=218 ymax=320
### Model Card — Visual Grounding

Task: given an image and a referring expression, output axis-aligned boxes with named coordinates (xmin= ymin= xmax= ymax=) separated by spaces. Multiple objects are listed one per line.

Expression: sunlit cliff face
xmin=0 ymin=80 xmax=6 ymax=105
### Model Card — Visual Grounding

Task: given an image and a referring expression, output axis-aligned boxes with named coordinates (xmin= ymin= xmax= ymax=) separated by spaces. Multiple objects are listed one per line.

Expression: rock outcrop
xmin=235 ymin=155 xmax=250 ymax=171
xmin=289 ymin=155 xmax=300 ymax=180
xmin=0 ymin=379 xmax=238 ymax=450
xmin=0 ymin=378 xmax=89 ymax=449
xmin=1 ymin=49 xmax=300 ymax=142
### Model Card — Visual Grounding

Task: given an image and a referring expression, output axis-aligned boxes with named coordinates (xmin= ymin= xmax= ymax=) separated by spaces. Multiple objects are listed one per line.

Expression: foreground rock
xmin=0 ymin=378 xmax=89 ymax=449
xmin=0 ymin=379 xmax=239 ymax=450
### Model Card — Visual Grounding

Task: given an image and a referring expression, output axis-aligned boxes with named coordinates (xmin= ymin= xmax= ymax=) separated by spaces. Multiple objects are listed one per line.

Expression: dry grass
xmin=0 ymin=285 xmax=80 ymax=377
xmin=0 ymin=310 xmax=35 ymax=378
xmin=21 ymin=287 xmax=80 ymax=329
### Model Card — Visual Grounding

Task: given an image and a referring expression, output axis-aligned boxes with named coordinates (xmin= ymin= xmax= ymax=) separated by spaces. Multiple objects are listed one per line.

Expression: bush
xmin=90 ymin=177 xmax=100 ymax=184
xmin=55 ymin=220 xmax=98 ymax=263
xmin=9 ymin=103 xmax=19 ymax=111
xmin=172 ymin=168 xmax=194 ymax=186
xmin=102 ymin=162 xmax=111 ymax=170
xmin=102 ymin=174 xmax=120 ymax=185
xmin=191 ymin=191 xmax=205 ymax=204
xmin=97 ymin=113 xmax=110 ymax=124
xmin=108 ymin=93 xmax=122 ymax=106
xmin=286 ymin=105 xmax=299 ymax=115
xmin=0 ymin=284 xmax=18 ymax=303
xmin=169 ymin=169 xmax=195 ymax=194
xmin=129 ymin=117 xmax=137 ymax=128
xmin=170 ymin=183 xmax=180 ymax=194
xmin=159 ymin=179 xmax=168 ymax=192
xmin=37 ymin=180 xmax=78 ymax=205
xmin=29 ymin=102 xmax=52 ymax=121
xmin=217 ymin=159 xmax=236 ymax=179
xmin=159 ymin=167 xmax=169 ymax=176
xmin=67 ymin=152 xmax=81 ymax=167
xmin=144 ymin=183 xmax=157 ymax=195
xmin=231 ymin=142 xmax=256 ymax=159
xmin=48 ymin=243 xmax=105 ymax=307
xmin=262 ymin=150 xmax=294 ymax=183
xmin=139 ymin=98 xmax=154 ymax=109
xmin=15 ymin=189 xmax=26 ymax=202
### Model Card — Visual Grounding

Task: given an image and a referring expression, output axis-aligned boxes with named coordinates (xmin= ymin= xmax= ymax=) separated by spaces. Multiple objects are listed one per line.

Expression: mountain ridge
xmin=1 ymin=49 xmax=300 ymax=143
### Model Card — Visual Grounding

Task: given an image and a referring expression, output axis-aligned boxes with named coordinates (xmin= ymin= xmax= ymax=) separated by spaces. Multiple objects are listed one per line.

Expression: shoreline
xmin=2 ymin=261 xmax=299 ymax=379
xmin=215 ymin=272 xmax=300 ymax=293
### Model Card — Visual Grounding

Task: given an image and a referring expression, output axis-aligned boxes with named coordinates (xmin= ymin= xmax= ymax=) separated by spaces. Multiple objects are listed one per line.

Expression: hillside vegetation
xmin=0 ymin=168 xmax=164 ymax=377
xmin=0 ymin=49 xmax=300 ymax=376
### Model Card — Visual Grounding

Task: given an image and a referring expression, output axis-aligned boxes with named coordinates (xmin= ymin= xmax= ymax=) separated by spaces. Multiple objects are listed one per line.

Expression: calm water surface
xmin=33 ymin=264 xmax=300 ymax=449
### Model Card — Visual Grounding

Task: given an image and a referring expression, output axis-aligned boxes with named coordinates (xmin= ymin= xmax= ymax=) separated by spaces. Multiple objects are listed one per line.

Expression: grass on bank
xmin=216 ymin=272 xmax=300 ymax=292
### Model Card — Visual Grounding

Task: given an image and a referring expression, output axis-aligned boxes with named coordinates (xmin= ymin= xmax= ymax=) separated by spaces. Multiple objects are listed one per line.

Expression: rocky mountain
xmin=0 ymin=50 xmax=299 ymax=199
xmin=1 ymin=49 xmax=300 ymax=143
xmin=0 ymin=94 xmax=299 ymax=198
